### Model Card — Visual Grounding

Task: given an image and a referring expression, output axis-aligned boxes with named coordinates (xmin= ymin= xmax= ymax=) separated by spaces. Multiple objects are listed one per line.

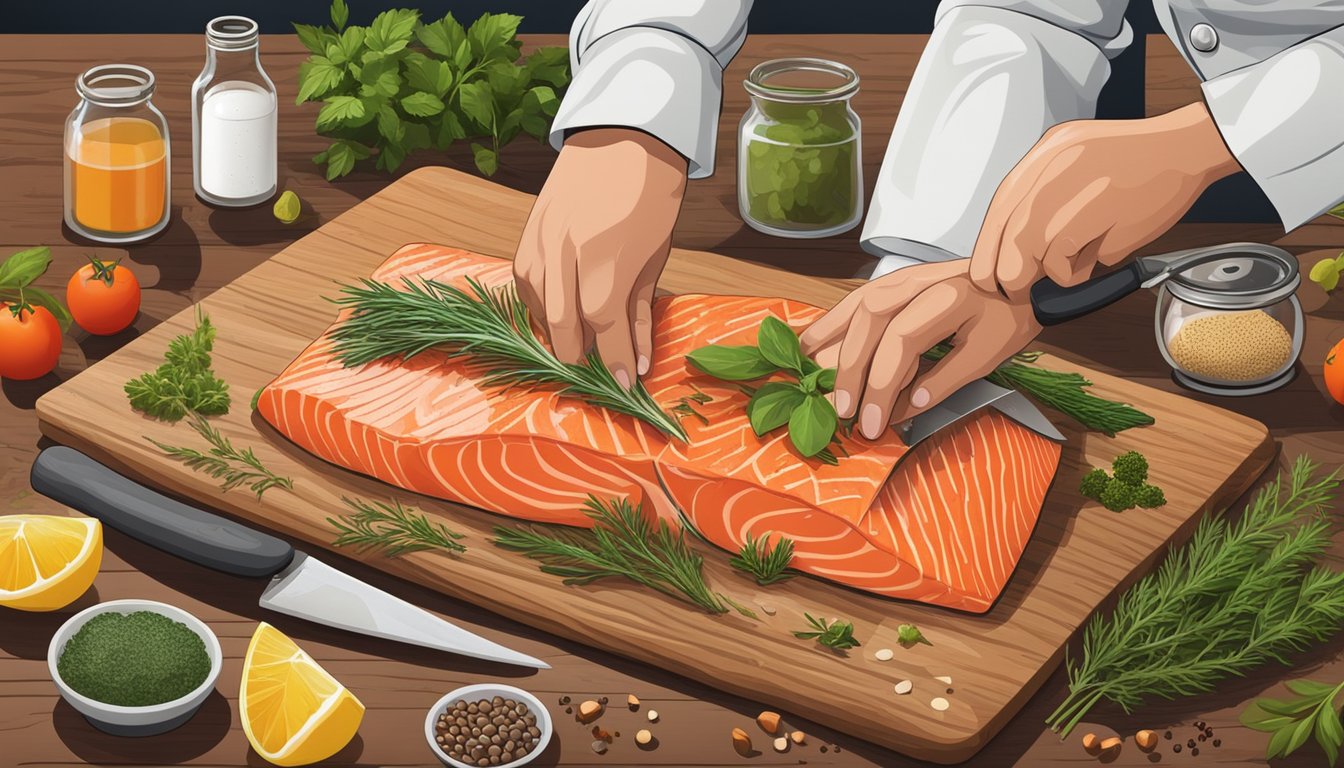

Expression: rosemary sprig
xmin=329 ymin=496 xmax=466 ymax=557
xmin=793 ymin=612 xmax=860 ymax=651
xmin=729 ymin=533 xmax=797 ymax=585
xmin=493 ymin=496 xmax=726 ymax=614
xmin=329 ymin=277 xmax=687 ymax=440
xmin=148 ymin=414 xmax=293 ymax=499
xmin=1047 ymin=457 xmax=1344 ymax=738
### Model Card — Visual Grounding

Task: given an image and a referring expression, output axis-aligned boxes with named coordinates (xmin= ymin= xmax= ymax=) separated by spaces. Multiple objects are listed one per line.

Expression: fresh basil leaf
xmin=1286 ymin=680 xmax=1337 ymax=698
xmin=788 ymin=392 xmax=837 ymax=458
xmin=0 ymin=246 xmax=51 ymax=289
xmin=456 ymin=81 xmax=494 ymax=128
xmin=471 ymin=143 xmax=498 ymax=176
xmin=316 ymin=94 xmax=366 ymax=128
xmin=329 ymin=0 xmax=348 ymax=30
xmin=453 ymin=40 xmax=473 ymax=70
xmin=1 ymin=286 xmax=72 ymax=332
xmin=1287 ymin=714 xmax=1317 ymax=756
xmin=1257 ymin=696 xmax=1323 ymax=717
xmin=1240 ymin=701 xmax=1297 ymax=732
xmin=1267 ymin=721 xmax=1297 ymax=759
xmin=400 ymin=91 xmax=445 ymax=118
xmin=1317 ymin=707 xmax=1344 ymax=766
xmin=365 ymin=8 xmax=419 ymax=54
xmin=758 ymin=315 xmax=803 ymax=374
xmin=801 ymin=356 xmax=821 ymax=376
xmin=405 ymin=56 xmax=453 ymax=96
xmin=293 ymin=23 xmax=333 ymax=55
xmin=337 ymin=27 xmax=364 ymax=60
xmin=816 ymin=367 xmax=837 ymax=391
xmin=799 ymin=369 xmax=821 ymax=394
xmin=687 ymin=345 xmax=778 ymax=381
xmin=356 ymin=57 xmax=400 ymax=99
xmin=747 ymin=382 xmax=806 ymax=436
xmin=324 ymin=141 xmax=362 ymax=179
xmin=416 ymin=13 xmax=467 ymax=59
xmin=467 ymin=12 xmax=523 ymax=63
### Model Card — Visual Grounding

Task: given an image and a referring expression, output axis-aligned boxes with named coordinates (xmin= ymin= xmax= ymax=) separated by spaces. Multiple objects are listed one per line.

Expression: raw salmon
xmin=258 ymin=245 xmax=1062 ymax=613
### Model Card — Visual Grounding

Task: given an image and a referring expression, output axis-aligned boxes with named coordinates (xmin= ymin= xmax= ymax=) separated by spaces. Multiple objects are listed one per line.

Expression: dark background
xmin=15 ymin=1 xmax=1271 ymax=222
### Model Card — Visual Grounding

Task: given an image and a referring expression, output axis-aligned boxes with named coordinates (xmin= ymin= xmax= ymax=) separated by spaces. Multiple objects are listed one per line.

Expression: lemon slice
xmin=241 ymin=622 xmax=364 ymax=766
xmin=0 ymin=515 xmax=101 ymax=611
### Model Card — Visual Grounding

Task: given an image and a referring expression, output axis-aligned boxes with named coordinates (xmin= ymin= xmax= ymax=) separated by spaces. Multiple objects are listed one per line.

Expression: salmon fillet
xmin=258 ymin=245 xmax=1062 ymax=612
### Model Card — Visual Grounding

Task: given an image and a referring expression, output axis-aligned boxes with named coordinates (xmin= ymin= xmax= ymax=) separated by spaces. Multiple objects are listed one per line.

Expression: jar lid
xmin=76 ymin=64 xmax=155 ymax=106
xmin=207 ymin=16 xmax=260 ymax=50
xmin=744 ymin=58 xmax=859 ymax=103
xmin=1163 ymin=243 xmax=1299 ymax=310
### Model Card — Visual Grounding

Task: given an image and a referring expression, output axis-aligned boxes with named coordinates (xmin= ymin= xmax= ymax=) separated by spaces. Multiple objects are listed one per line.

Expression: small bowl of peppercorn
xmin=426 ymin=683 xmax=553 ymax=768
xmin=47 ymin=599 xmax=222 ymax=737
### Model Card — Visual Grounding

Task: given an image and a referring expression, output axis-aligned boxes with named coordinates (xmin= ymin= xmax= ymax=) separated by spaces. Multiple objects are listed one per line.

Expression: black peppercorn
xmin=1191 ymin=747 xmax=1199 ymax=756
xmin=1188 ymin=739 xmax=1196 ymax=748
xmin=1212 ymin=739 xmax=1221 ymax=747
xmin=1174 ymin=744 xmax=1181 ymax=753
xmin=1164 ymin=730 xmax=1172 ymax=739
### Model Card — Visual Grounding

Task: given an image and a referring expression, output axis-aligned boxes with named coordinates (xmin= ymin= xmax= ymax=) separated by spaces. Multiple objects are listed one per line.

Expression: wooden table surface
xmin=2 ymin=32 xmax=1342 ymax=768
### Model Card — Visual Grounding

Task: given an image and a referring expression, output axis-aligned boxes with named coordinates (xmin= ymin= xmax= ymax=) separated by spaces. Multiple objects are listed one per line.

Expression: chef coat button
xmin=1189 ymin=23 xmax=1218 ymax=53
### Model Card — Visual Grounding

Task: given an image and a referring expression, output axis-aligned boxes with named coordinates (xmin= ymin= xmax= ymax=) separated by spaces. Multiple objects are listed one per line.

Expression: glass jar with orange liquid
xmin=64 ymin=65 xmax=170 ymax=243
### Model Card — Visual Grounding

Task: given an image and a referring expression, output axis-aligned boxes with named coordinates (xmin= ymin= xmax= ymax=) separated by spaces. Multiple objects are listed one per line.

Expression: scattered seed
xmin=627 ymin=694 xmax=640 ymax=710
xmin=757 ymin=711 xmax=782 ymax=735
xmin=1212 ymin=739 xmax=1221 ymax=747
xmin=790 ymin=731 xmax=806 ymax=745
xmin=647 ymin=709 xmax=659 ymax=722
xmin=435 ymin=698 xmax=538 ymax=766
xmin=732 ymin=727 xmax=753 ymax=757
xmin=930 ymin=697 xmax=950 ymax=711
xmin=1136 ymin=729 xmax=1158 ymax=751
xmin=1188 ymin=739 xmax=1196 ymax=748
xmin=1082 ymin=733 xmax=1101 ymax=755
xmin=820 ymin=746 xmax=828 ymax=753
xmin=934 ymin=675 xmax=952 ymax=685
xmin=773 ymin=736 xmax=789 ymax=753
xmin=874 ymin=648 xmax=894 ymax=662
xmin=636 ymin=729 xmax=653 ymax=747
xmin=761 ymin=604 xmax=777 ymax=616
xmin=599 ymin=696 xmax=609 ymax=705
xmin=558 ymin=695 xmax=570 ymax=705
xmin=1164 ymin=730 xmax=1172 ymax=740
xmin=1191 ymin=747 xmax=1199 ymax=756
xmin=1100 ymin=737 xmax=1122 ymax=757
xmin=1174 ymin=744 xmax=1181 ymax=753
xmin=578 ymin=700 xmax=603 ymax=723
xmin=894 ymin=680 xmax=913 ymax=695
xmin=945 ymin=688 xmax=954 ymax=695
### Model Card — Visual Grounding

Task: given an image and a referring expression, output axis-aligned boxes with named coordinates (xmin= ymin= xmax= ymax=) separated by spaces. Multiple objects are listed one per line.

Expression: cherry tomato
xmin=0 ymin=303 xmax=62 ymax=380
xmin=67 ymin=258 xmax=140 ymax=336
xmin=1326 ymin=337 xmax=1344 ymax=406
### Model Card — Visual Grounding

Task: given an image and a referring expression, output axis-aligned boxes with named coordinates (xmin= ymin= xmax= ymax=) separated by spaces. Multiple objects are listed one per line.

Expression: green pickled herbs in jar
xmin=739 ymin=58 xmax=862 ymax=238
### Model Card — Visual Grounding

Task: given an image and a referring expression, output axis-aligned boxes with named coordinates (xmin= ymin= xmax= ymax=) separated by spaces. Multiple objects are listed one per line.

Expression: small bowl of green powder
xmin=47 ymin=599 xmax=221 ymax=736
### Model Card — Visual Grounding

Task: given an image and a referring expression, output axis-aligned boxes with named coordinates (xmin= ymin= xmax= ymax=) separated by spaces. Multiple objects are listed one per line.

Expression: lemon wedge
xmin=241 ymin=622 xmax=364 ymax=766
xmin=0 ymin=515 xmax=101 ymax=611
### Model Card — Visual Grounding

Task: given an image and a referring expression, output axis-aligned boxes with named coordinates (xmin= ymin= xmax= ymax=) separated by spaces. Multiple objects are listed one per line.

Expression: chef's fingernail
xmin=834 ymin=390 xmax=852 ymax=416
xmin=637 ymin=355 xmax=650 ymax=376
xmin=615 ymin=369 xmax=631 ymax=389
xmin=860 ymin=404 xmax=883 ymax=440
xmin=911 ymin=387 xmax=931 ymax=409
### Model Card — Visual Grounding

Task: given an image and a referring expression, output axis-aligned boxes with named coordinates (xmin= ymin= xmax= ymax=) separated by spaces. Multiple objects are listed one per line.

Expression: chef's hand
xmin=514 ymin=128 xmax=688 ymax=388
xmin=969 ymin=102 xmax=1241 ymax=297
xmin=800 ymin=261 xmax=1041 ymax=441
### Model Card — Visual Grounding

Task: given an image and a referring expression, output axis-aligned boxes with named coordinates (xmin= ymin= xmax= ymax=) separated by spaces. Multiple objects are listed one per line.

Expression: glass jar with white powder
xmin=191 ymin=16 xmax=277 ymax=207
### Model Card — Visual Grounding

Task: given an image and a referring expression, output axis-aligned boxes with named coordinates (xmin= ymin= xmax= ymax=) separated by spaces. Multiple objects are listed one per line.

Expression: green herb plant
xmin=897 ymin=623 xmax=931 ymax=648
xmin=793 ymin=612 xmax=860 ymax=651
xmin=1079 ymin=450 xmax=1166 ymax=512
xmin=294 ymin=0 xmax=569 ymax=179
xmin=329 ymin=496 xmax=466 ymax=556
xmin=125 ymin=310 xmax=230 ymax=421
xmin=329 ymin=277 xmax=687 ymax=439
xmin=1242 ymin=679 xmax=1344 ymax=764
xmin=494 ymin=496 xmax=726 ymax=614
xmin=1047 ymin=457 xmax=1344 ymax=738
xmin=149 ymin=414 xmax=293 ymax=499
xmin=0 ymin=246 xmax=72 ymax=329
xmin=729 ymin=533 xmax=797 ymax=585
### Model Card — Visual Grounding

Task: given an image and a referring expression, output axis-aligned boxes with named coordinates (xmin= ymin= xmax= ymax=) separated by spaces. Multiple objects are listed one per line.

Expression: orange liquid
xmin=68 ymin=117 xmax=166 ymax=234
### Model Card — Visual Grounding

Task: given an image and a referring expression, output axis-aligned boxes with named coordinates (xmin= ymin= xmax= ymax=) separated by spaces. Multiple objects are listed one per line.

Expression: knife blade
xmin=30 ymin=446 xmax=548 ymax=670
xmin=897 ymin=378 xmax=1065 ymax=448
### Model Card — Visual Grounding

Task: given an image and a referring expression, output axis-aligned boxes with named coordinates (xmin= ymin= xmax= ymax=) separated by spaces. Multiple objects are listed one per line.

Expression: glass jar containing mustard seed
xmin=738 ymin=58 xmax=863 ymax=238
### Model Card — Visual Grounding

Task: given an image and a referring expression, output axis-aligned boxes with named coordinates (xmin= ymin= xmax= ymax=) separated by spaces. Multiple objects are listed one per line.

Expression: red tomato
xmin=1326 ymin=338 xmax=1344 ymax=406
xmin=67 ymin=259 xmax=140 ymax=336
xmin=0 ymin=303 xmax=62 ymax=380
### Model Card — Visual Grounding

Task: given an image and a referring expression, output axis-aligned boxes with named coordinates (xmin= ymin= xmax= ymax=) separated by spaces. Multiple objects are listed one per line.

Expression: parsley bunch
xmin=293 ymin=0 xmax=569 ymax=179
xmin=124 ymin=310 xmax=230 ymax=422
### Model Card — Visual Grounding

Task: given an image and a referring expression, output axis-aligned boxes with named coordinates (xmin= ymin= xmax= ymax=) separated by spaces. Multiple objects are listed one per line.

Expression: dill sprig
xmin=328 ymin=496 xmax=466 ymax=557
xmin=329 ymin=277 xmax=687 ymax=440
xmin=125 ymin=309 xmax=231 ymax=422
xmin=924 ymin=345 xmax=1153 ymax=436
xmin=148 ymin=414 xmax=292 ymax=499
xmin=729 ymin=533 xmax=797 ymax=585
xmin=793 ymin=612 xmax=860 ymax=651
xmin=493 ymin=496 xmax=726 ymax=614
xmin=1047 ymin=457 xmax=1344 ymax=738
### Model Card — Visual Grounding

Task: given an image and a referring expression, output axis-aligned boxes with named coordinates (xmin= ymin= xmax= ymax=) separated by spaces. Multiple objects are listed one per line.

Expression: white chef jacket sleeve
xmin=862 ymin=1 xmax=1133 ymax=277
xmin=548 ymin=1 xmax=753 ymax=179
xmin=1201 ymin=25 xmax=1344 ymax=230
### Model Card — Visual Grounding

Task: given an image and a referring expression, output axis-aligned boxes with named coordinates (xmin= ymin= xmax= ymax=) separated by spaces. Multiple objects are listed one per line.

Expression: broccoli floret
xmin=1099 ymin=478 xmax=1137 ymax=512
xmin=1111 ymin=451 xmax=1149 ymax=485
xmin=1134 ymin=484 xmax=1167 ymax=509
xmin=1079 ymin=468 xmax=1110 ymax=501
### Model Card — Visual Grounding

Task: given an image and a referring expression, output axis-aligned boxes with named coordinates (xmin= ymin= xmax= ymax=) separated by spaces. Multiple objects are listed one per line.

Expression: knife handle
xmin=30 ymin=446 xmax=294 ymax=578
xmin=1030 ymin=262 xmax=1144 ymax=326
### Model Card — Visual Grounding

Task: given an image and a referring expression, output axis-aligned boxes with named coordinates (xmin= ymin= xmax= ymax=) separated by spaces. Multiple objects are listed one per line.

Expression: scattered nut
xmin=894 ymin=680 xmax=913 ymax=695
xmin=647 ymin=709 xmax=659 ymax=722
xmin=756 ymin=711 xmax=782 ymax=735
xmin=874 ymin=648 xmax=894 ymax=662
xmin=1100 ymin=737 xmax=1123 ymax=757
xmin=930 ymin=697 xmax=950 ymax=711
xmin=934 ymin=675 xmax=953 ymax=686
xmin=1082 ymin=733 xmax=1101 ymax=755
xmin=790 ymin=731 xmax=806 ymax=746
xmin=1135 ymin=729 xmax=1158 ymax=751
xmin=732 ymin=727 xmax=754 ymax=757
xmin=635 ymin=729 xmax=654 ymax=746
xmin=773 ymin=736 xmax=789 ymax=753
xmin=627 ymin=694 xmax=640 ymax=709
xmin=761 ymin=604 xmax=777 ymax=616
xmin=578 ymin=700 xmax=603 ymax=723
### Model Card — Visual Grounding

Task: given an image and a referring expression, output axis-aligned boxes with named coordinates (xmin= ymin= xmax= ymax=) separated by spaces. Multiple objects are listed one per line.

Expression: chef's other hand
xmin=800 ymin=261 xmax=1041 ymax=441
xmin=514 ymin=128 xmax=688 ymax=388
xmin=969 ymin=102 xmax=1241 ymax=297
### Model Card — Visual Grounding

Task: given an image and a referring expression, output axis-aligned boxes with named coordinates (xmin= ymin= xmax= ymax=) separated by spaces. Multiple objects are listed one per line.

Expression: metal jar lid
xmin=1162 ymin=243 xmax=1300 ymax=311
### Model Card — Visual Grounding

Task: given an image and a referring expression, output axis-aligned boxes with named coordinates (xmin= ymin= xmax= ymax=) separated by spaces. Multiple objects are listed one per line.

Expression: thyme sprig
xmin=329 ymin=277 xmax=687 ymax=440
xmin=329 ymin=496 xmax=466 ymax=556
xmin=148 ymin=414 xmax=292 ymax=499
xmin=729 ymin=533 xmax=797 ymax=585
xmin=1047 ymin=457 xmax=1344 ymax=738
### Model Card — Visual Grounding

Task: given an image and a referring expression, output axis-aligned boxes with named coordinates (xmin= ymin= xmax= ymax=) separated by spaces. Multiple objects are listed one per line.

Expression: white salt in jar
xmin=191 ymin=16 xmax=278 ymax=207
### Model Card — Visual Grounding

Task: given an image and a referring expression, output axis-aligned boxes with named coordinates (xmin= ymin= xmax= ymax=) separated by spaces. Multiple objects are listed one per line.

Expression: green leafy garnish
xmin=148 ymin=414 xmax=292 ymax=499
xmin=1241 ymin=679 xmax=1344 ymax=764
xmin=793 ymin=612 xmax=860 ymax=651
xmin=293 ymin=0 xmax=569 ymax=178
xmin=329 ymin=496 xmax=466 ymax=556
xmin=329 ymin=276 xmax=687 ymax=440
xmin=1079 ymin=450 xmax=1165 ymax=512
xmin=897 ymin=623 xmax=931 ymax=647
xmin=493 ymin=496 xmax=726 ymax=614
xmin=729 ymin=533 xmax=797 ymax=585
xmin=1047 ymin=457 xmax=1344 ymax=738
xmin=0 ymin=246 xmax=72 ymax=331
xmin=1310 ymin=252 xmax=1344 ymax=293
xmin=125 ymin=310 xmax=230 ymax=422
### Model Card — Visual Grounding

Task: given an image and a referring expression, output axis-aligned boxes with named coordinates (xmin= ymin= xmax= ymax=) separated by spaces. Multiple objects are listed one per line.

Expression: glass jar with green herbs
xmin=738 ymin=58 xmax=862 ymax=238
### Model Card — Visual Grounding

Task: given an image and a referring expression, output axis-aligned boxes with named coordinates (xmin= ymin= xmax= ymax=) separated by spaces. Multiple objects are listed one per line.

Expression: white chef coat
xmin=548 ymin=1 xmax=1344 ymax=278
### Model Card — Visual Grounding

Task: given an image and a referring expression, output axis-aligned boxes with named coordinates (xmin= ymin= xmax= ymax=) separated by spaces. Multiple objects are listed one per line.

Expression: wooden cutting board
xmin=36 ymin=167 xmax=1274 ymax=764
